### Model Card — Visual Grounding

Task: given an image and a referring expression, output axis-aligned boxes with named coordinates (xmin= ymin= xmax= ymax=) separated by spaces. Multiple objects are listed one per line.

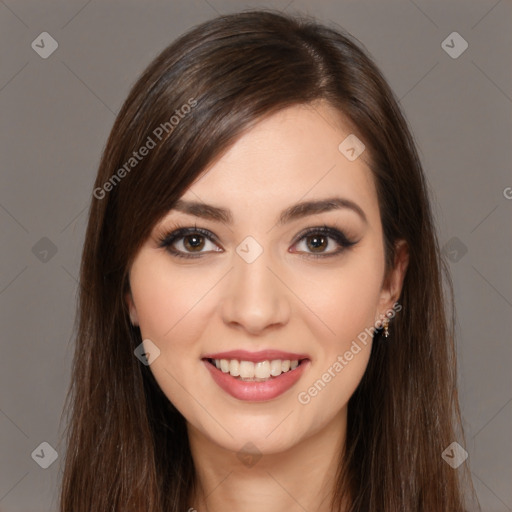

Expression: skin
xmin=126 ymin=101 xmax=409 ymax=511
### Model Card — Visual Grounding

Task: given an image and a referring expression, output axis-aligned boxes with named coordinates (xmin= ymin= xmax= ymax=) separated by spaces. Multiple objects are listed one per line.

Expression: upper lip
xmin=202 ymin=349 xmax=310 ymax=363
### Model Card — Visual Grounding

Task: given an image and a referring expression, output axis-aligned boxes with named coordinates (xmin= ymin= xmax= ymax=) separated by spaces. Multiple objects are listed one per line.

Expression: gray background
xmin=0 ymin=0 xmax=511 ymax=510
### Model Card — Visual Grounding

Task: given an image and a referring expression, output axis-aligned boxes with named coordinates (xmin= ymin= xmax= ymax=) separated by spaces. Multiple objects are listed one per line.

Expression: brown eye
xmin=158 ymin=227 xmax=222 ymax=259
xmin=305 ymin=234 xmax=328 ymax=253
xmin=182 ymin=234 xmax=206 ymax=252
xmin=292 ymin=226 xmax=358 ymax=258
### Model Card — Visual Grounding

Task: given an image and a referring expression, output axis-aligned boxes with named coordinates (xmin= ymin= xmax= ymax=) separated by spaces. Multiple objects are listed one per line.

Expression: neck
xmin=187 ymin=409 xmax=349 ymax=512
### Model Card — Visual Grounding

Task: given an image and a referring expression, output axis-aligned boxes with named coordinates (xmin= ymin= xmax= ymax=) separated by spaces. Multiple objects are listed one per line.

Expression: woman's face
xmin=127 ymin=102 xmax=408 ymax=455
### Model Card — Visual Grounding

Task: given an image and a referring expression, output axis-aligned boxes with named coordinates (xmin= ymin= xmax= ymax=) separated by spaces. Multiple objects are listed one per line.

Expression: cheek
xmin=129 ymin=256 xmax=213 ymax=408
xmin=129 ymin=255 xmax=216 ymax=418
xmin=293 ymin=249 xmax=383 ymax=428
xmin=295 ymin=245 xmax=385 ymax=351
xmin=130 ymin=253 xmax=216 ymax=344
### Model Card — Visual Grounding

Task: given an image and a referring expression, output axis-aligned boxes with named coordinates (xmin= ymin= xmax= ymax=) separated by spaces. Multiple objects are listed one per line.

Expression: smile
xmin=202 ymin=350 xmax=310 ymax=402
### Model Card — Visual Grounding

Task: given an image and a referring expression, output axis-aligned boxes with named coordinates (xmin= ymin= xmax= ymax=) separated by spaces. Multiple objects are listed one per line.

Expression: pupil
xmin=185 ymin=235 xmax=204 ymax=251
xmin=308 ymin=235 xmax=326 ymax=252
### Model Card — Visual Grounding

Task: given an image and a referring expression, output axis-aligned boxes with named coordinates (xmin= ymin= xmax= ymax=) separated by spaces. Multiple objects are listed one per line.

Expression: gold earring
xmin=383 ymin=317 xmax=390 ymax=338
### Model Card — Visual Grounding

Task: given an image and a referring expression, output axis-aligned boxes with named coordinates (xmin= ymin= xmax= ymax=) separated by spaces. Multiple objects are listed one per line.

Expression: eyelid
xmin=156 ymin=225 xmax=222 ymax=253
xmin=291 ymin=225 xmax=357 ymax=248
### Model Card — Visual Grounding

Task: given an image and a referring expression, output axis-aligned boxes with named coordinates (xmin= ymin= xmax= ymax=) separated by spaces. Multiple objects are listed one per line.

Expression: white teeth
xmin=270 ymin=360 xmax=282 ymax=376
xmin=211 ymin=358 xmax=303 ymax=380
xmin=239 ymin=361 xmax=255 ymax=379
xmin=220 ymin=359 xmax=230 ymax=373
xmin=229 ymin=359 xmax=240 ymax=377
xmin=254 ymin=361 xmax=270 ymax=379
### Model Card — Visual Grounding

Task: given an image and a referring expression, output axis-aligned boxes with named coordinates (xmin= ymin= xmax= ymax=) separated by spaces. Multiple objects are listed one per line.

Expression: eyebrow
xmin=170 ymin=197 xmax=368 ymax=226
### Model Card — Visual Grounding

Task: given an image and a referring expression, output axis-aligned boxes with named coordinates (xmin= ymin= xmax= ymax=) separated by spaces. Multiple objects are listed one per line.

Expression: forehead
xmin=178 ymin=103 xmax=379 ymax=225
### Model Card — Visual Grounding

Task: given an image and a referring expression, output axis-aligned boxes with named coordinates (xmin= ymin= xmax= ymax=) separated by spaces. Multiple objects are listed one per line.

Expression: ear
xmin=125 ymin=290 xmax=139 ymax=326
xmin=377 ymin=239 xmax=409 ymax=317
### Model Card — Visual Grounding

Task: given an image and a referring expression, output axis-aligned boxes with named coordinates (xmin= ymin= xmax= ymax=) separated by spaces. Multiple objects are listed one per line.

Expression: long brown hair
xmin=59 ymin=9 xmax=476 ymax=511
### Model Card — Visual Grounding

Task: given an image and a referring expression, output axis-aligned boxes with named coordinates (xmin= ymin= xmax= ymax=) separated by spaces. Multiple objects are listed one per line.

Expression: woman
xmin=59 ymin=9 xmax=476 ymax=511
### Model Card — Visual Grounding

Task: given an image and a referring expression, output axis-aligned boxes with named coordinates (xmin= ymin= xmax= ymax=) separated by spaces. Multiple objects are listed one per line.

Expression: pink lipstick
xmin=202 ymin=350 xmax=310 ymax=402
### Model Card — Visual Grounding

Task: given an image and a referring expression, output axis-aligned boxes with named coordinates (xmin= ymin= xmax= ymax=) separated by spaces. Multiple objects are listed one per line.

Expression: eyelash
xmin=156 ymin=222 xmax=358 ymax=260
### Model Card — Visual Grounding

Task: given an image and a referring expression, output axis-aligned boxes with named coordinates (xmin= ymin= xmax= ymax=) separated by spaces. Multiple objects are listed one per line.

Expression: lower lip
xmin=203 ymin=359 xmax=310 ymax=402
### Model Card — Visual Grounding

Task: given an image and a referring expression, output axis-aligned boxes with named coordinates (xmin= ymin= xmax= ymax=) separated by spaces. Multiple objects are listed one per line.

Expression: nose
xmin=220 ymin=249 xmax=291 ymax=336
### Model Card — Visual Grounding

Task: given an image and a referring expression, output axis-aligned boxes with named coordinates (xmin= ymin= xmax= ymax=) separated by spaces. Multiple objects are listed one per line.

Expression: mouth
xmin=201 ymin=351 xmax=311 ymax=402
